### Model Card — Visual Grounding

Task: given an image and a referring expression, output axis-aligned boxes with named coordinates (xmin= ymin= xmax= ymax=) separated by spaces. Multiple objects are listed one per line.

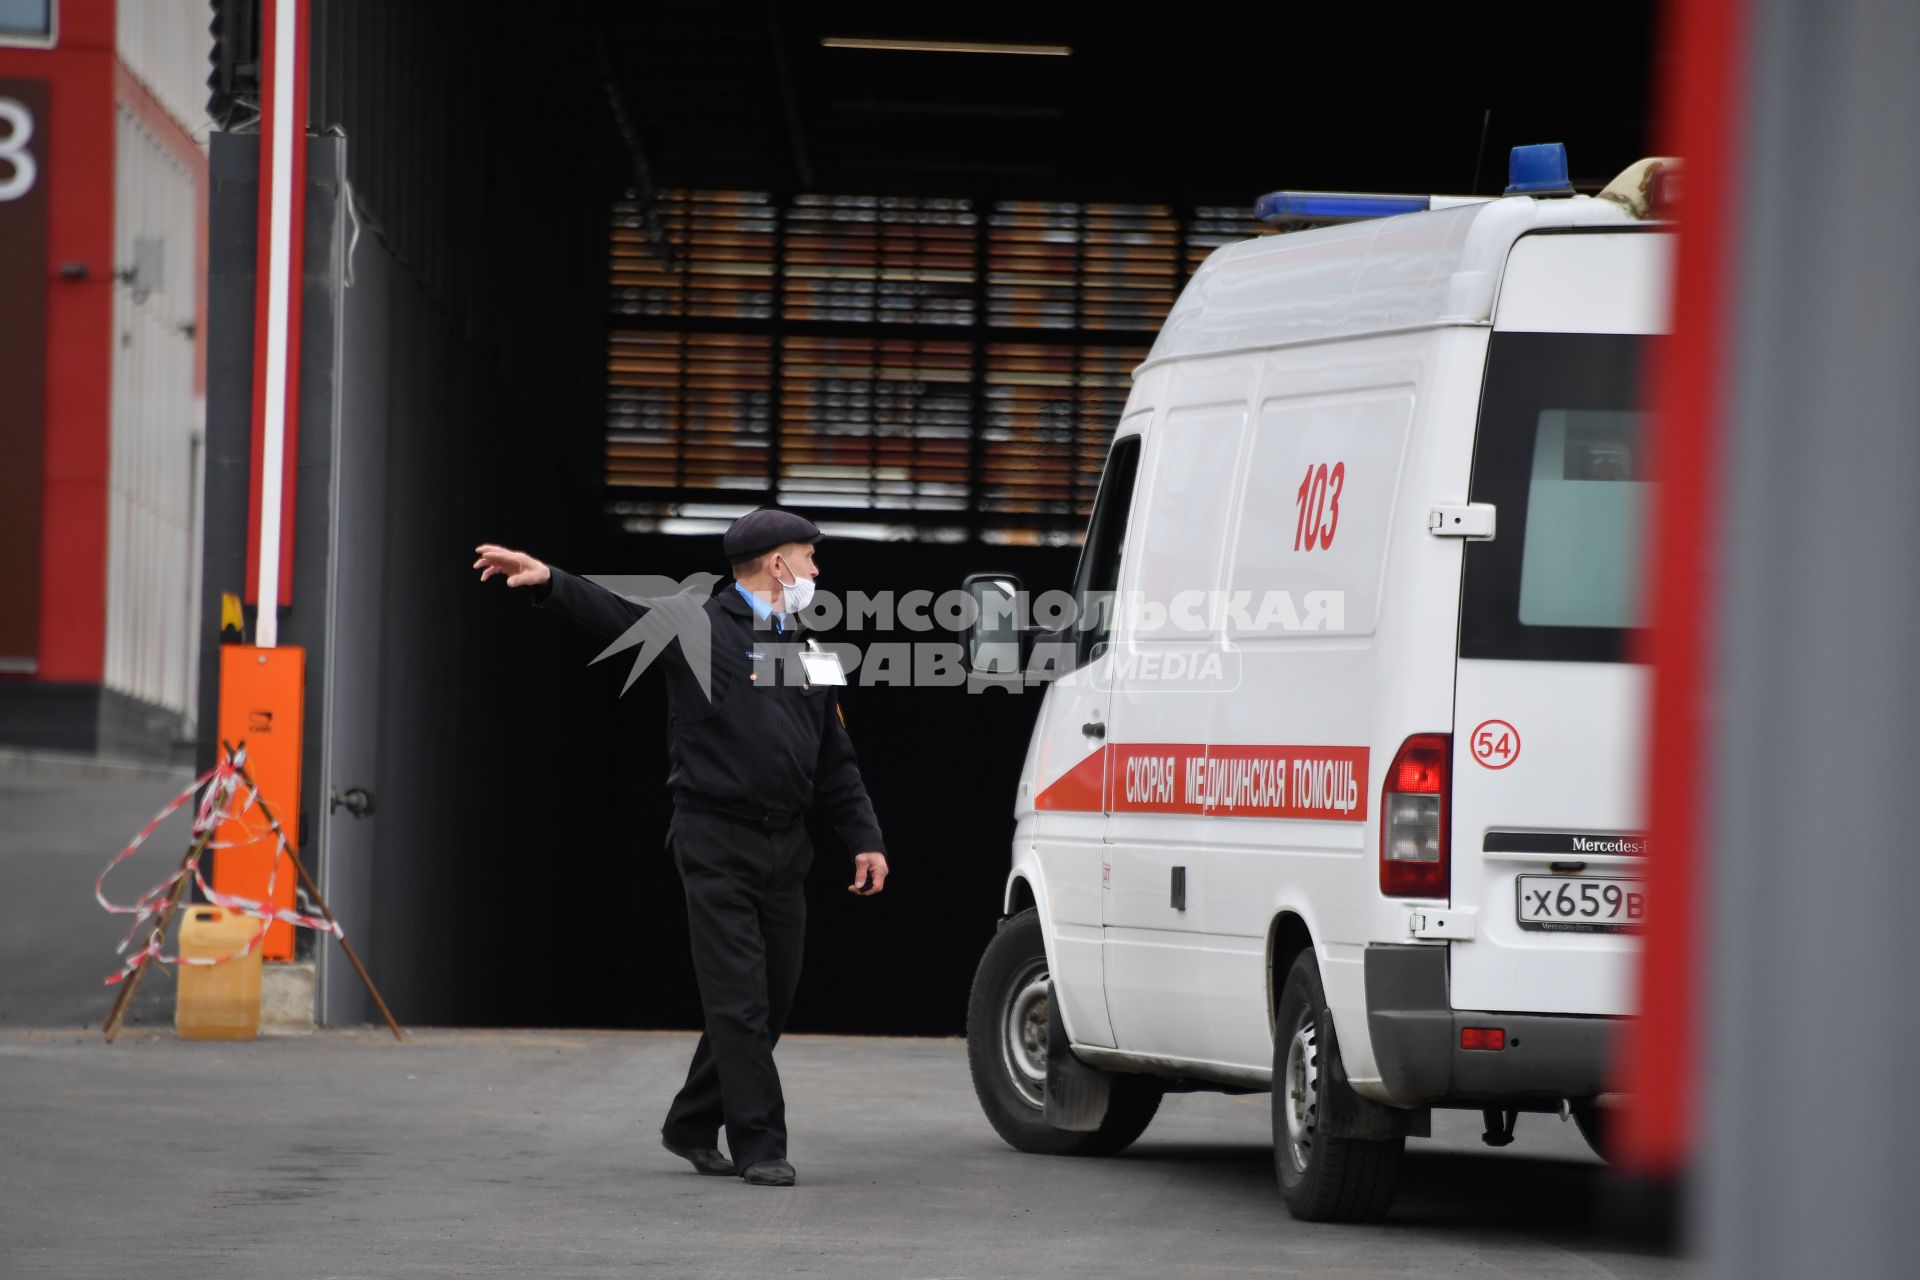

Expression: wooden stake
xmin=223 ymin=740 xmax=406 ymax=1042
xmin=103 ymin=802 xmax=222 ymax=1043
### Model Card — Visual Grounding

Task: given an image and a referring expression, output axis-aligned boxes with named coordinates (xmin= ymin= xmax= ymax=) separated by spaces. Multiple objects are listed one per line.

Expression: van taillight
xmin=1380 ymin=733 xmax=1450 ymax=898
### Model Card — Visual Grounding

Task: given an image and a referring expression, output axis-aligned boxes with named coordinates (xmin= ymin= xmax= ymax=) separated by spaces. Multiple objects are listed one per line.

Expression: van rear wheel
xmin=966 ymin=908 xmax=1162 ymax=1156
xmin=1273 ymin=950 xmax=1404 ymax=1221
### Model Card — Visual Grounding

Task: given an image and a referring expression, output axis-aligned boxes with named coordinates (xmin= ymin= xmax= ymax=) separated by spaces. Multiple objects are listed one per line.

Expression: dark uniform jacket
xmin=533 ymin=567 xmax=885 ymax=857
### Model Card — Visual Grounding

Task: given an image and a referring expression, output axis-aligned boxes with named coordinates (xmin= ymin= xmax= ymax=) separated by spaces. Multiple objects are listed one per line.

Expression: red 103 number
xmin=1293 ymin=461 xmax=1345 ymax=551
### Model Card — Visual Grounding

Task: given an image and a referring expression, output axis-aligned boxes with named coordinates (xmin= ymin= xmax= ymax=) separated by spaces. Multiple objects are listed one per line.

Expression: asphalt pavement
xmin=1 ymin=754 xmax=1693 ymax=1278
xmin=0 ymin=752 xmax=194 ymax=1031
xmin=0 ymin=1028 xmax=1691 ymax=1279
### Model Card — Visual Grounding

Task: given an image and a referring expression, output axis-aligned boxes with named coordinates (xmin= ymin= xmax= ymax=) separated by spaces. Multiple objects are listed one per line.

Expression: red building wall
xmin=0 ymin=1 xmax=208 ymax=714
xmin=0 ymin=0 xmax=116 ymax=686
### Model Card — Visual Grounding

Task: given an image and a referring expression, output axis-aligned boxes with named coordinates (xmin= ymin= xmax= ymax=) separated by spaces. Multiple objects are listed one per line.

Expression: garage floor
xmin=0 ymin=1028 xmax=1689 ymax=1279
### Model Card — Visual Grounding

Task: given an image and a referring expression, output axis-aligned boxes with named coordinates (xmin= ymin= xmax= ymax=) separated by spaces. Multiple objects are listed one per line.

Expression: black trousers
xmin=659 ymin=808 xmax=812 ymax=1168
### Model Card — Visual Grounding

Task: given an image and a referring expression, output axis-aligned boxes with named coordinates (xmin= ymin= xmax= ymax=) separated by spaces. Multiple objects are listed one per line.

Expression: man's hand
xmin=473 ymin=544 xmax=551 ymax=588
xmin=850 ymin=852 xmax=888 ymax=896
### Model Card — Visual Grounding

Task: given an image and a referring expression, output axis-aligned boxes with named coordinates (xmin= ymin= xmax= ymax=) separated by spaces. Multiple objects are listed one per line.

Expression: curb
xmin=0 ymin=748 xmax=193 ymax=784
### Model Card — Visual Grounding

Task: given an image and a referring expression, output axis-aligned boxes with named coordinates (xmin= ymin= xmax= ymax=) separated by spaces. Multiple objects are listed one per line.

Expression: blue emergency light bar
xmin=1256 ymin=143 xmax=1576 ymax=225
xmin=1253 ymin=191 xmax=1430 ymax=224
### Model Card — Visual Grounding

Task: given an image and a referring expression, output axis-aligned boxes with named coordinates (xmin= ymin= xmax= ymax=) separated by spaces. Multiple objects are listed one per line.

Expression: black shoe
xmin=739 ymin=1159 xmax=796 ymax=1187
xmin=661 ymin=1137 xmax=736 ymax=1177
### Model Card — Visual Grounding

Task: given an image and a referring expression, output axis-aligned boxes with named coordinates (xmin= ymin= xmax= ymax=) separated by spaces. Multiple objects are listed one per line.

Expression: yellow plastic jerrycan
xmin=174 ymin=906 xmax=264 ymax=1040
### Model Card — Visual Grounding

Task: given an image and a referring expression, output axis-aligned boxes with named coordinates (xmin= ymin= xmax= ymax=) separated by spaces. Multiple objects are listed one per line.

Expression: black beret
xmin=723 ymin=507 xmax=822 ymax=562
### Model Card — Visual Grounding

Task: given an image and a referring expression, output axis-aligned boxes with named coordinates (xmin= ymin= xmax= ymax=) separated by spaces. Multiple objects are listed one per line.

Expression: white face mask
xmin=774 ymin=559 xmax=815 ymax=615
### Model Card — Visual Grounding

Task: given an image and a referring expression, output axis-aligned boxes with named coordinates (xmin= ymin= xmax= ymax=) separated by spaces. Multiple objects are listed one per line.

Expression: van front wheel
xmin=1273 ymin=950 xmax=1403 ymax=1221
xmin=966 ymin=908 xmax=1162 ymax=1156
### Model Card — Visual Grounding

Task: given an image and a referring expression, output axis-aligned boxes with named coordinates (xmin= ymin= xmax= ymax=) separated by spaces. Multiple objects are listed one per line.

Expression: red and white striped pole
xmin=242 ymin=0 xmax=310 ymax=645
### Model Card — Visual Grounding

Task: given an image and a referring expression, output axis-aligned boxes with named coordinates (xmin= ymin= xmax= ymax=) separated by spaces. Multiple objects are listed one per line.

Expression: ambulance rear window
xmin=1461 ymin=332 xmax=1650 ymax=663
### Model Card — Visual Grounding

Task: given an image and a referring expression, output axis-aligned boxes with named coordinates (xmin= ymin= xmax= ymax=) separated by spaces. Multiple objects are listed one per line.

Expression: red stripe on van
xmin=1033 ymin=745 xmax=1107 ymax=812
xmin=1036 ymin=744 xmax=1368 ymax=821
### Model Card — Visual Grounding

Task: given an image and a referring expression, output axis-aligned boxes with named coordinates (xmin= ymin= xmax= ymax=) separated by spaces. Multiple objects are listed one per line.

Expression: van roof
xmin=1144 ymin=194 xmax=1656 ymax=369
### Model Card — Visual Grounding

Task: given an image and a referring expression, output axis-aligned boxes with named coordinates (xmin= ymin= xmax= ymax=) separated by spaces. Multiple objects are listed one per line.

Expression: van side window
xmin=1462 ymin=331 xmax=1649 ymax=662
xmin=1073 ymin=435 xmax=1142 ymax=668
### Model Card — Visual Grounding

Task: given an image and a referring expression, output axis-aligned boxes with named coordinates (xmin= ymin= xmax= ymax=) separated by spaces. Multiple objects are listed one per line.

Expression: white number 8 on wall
xmin=0 ymin=99 xmax=37 ymax=202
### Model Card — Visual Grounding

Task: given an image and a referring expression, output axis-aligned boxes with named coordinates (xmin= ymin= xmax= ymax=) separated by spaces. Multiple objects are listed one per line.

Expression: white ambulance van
xmin=961 ymin=146 xmax=1672 ymax=1222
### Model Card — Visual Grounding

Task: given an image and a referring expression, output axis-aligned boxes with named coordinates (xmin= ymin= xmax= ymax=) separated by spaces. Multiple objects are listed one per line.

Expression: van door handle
xmin=1082 ymin=720 xmax=1105 ymax=739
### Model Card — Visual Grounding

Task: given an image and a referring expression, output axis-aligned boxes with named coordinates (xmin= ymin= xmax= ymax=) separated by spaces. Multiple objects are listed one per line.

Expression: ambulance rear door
xmin=1447 ymin=229 xmax=1670 ymax=1016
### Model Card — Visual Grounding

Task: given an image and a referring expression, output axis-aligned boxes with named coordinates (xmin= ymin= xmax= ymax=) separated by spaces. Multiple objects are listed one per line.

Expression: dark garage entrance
xmin=194 ymin=1 xmax=1657 ymax=1033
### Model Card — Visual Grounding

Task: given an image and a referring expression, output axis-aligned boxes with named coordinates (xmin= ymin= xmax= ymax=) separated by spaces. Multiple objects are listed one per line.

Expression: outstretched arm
xmin=473 ymin=543 xmax=646 ymax=641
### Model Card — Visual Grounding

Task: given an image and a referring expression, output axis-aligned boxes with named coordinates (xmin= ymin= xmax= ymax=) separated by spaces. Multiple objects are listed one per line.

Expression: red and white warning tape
xmin=94 ymin=747 xmax=340 ymax=987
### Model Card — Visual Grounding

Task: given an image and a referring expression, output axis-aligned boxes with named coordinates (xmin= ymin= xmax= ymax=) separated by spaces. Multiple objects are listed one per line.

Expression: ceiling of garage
xmin=601 ymin=1 xmax=1662 ymax=204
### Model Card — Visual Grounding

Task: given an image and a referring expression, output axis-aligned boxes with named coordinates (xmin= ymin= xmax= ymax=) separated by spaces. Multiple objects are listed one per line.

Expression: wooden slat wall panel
xmin=1185 ymin=204 xmax=1280 ymax=273
xmin=988 ymin=201 xmax=1080 ymax=330
xmin=784 ymin=195 xmax=977 ymax=327
xmin=611 ymin=190 xmax=778 ymax=319
xmin=1079 ymin=204 xmax=1180 ymax=332
xmin=780 ymin=336 xmax=974 ymax=511
xmin=982 ymin=342 xmax=1148 ymax=524
xmin=606 ymin=191 xmax=1263 ymax=540
xmin=606 ymin=332 xmax=773 ymax=491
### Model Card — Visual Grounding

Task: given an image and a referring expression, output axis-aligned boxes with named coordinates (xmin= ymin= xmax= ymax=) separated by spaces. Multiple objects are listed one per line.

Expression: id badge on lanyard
xmin=799 ymin=640 xmax=847 ymax=687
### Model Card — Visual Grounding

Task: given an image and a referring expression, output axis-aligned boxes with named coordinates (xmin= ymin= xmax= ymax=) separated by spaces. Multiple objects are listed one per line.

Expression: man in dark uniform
xmin=473 ymin=508 xmax=888 ymax=1188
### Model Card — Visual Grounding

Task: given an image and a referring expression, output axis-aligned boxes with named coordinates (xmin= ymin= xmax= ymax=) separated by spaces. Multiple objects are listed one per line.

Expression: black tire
xmin=966 ymin=908 xmax=1162 ymax=1156
xmin=1272 ymin=950 xmax=1404 ymax=1222
xmin=1571 ymin=1101 xmax=1611 ymax=1163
